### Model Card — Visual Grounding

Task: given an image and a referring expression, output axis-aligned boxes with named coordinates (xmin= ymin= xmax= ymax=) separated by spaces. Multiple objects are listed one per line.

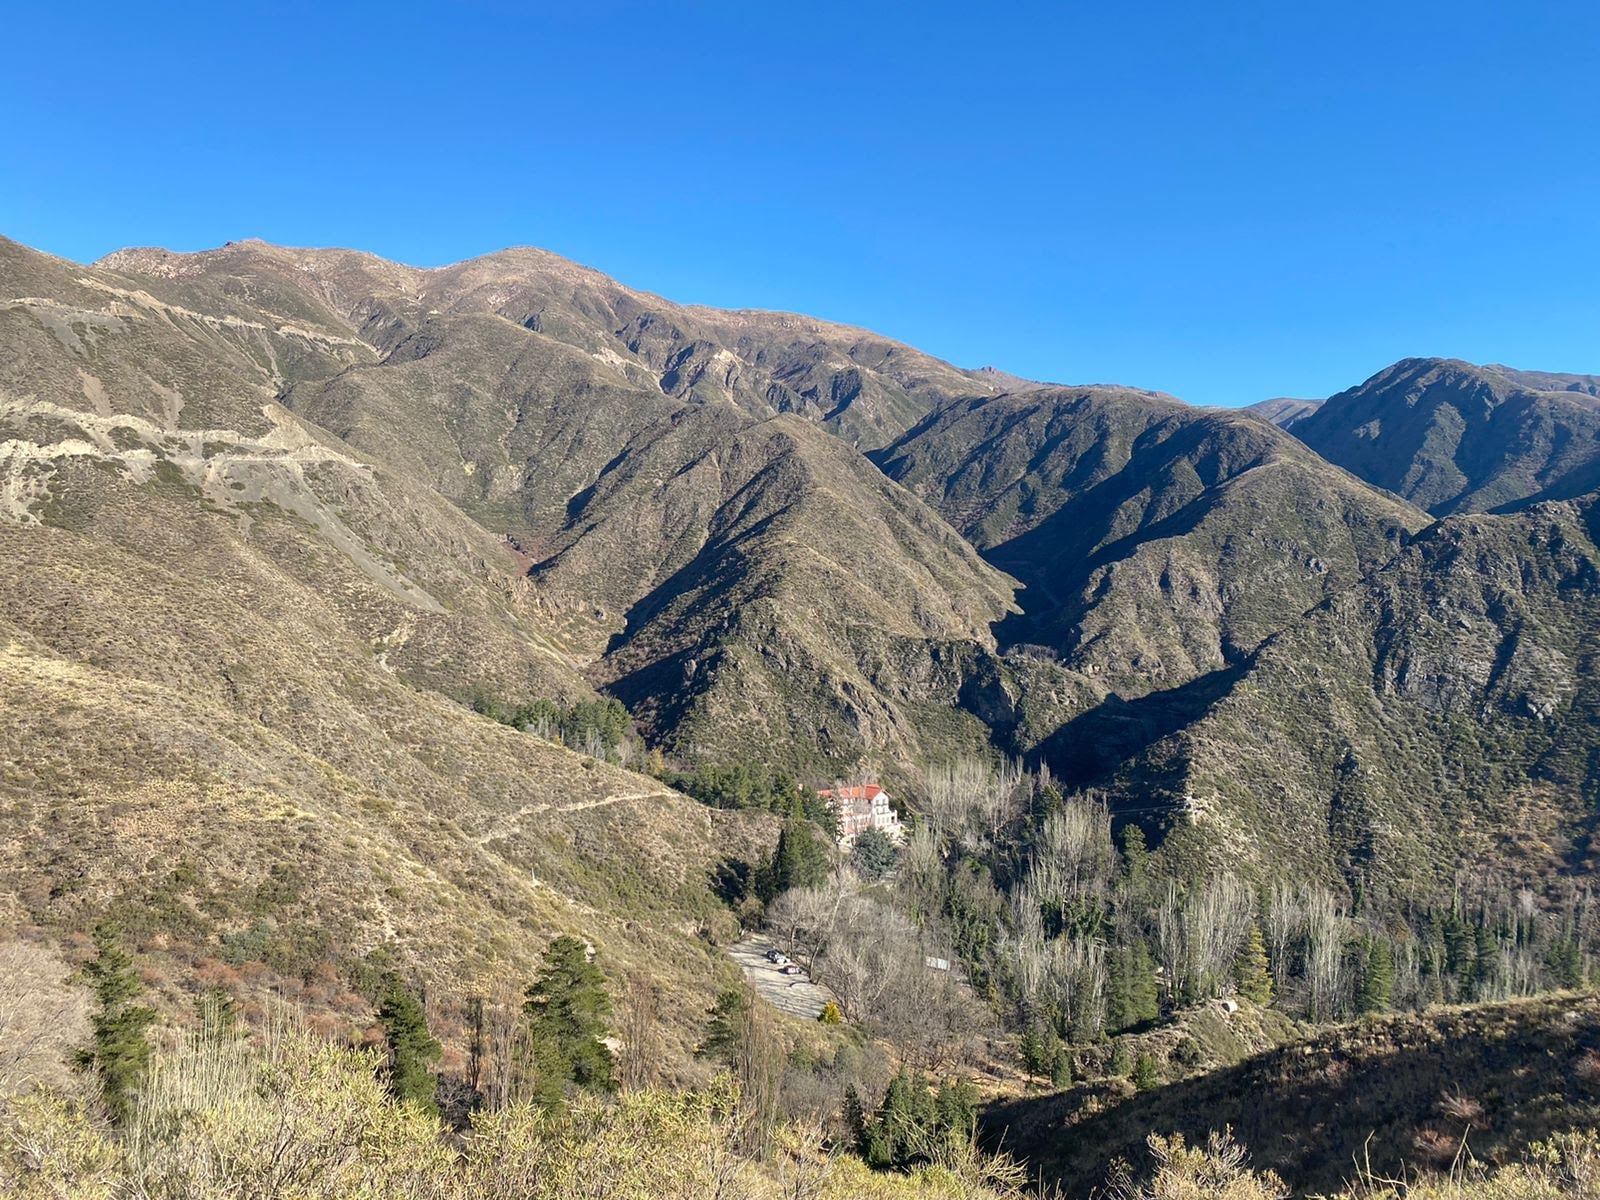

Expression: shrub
xmin=1132 ymin=1053 xmax=1161 ymax=1092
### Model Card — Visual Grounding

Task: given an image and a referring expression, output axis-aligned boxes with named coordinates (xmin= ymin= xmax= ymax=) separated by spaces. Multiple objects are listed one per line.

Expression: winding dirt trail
xmin=473 ymin=787 xmax=674 ymax=847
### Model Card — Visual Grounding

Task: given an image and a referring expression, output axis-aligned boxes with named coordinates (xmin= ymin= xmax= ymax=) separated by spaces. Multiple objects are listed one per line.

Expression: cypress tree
xmin=377 ymin=975 xmax=441 ymax=1111
xmin=523 ymin=934 xmax=615 ymax=1106
xmin=1106 ymin=940 xmax=1160 ymax=1032
xmin=698 ymin=985 xmax=751 ymax=1064
xmin=76 ymin=922 xmax=157 ymax=1124
xmin=1356 ymin=937 xmax=1394 ymax=1014
xmin=1234 ymin=923 xmax=1274 ymax=1006
xmin=758 ymin=819 xmax=831 ymax=901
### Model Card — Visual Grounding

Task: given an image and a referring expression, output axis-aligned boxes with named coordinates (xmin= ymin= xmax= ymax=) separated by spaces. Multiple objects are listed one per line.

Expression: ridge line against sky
xmin=3 ymin=0 xmax=1597 ymax=407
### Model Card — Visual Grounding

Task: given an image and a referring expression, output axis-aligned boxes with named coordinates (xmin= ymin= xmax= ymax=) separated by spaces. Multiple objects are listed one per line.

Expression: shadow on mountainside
xmin=1034 ymin=654 xmax=1254 ymax=794
xmin=981 ymin=994 xmax=1600 ymax=1199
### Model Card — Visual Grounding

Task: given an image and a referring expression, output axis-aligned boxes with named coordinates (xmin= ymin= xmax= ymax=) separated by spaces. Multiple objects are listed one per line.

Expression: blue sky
xmin=3 ymin=1 xmax=1597 ymax=406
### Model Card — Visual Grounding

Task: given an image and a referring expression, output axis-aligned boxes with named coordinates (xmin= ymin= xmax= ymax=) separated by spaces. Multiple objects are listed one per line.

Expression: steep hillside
xmin=0 ymin=234 xmax=776 ymax=1061
xmin=61 ymin=238 xmax=1025 ymax=774
xmin=985 ymin=992 xmax=1600 ymax=1198
xmin=1291 ymin=358 xmax=1600 ymax=515
xmin=1098 ymin=494 xmax=1600 ymax=895
xmin=874 ymin=387 xmax=1424 ymax=709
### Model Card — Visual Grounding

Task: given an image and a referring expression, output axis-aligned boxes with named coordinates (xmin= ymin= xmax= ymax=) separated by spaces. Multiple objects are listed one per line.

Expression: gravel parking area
xmin=727 ymin=935 xmax=834 ymax=1020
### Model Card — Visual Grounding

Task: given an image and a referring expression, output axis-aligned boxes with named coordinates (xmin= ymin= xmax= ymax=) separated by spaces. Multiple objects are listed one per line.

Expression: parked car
xmin=780 ymin=963 xmax=802 ymax=976
xmin=765 ymin=949 xmax=782 ymax=963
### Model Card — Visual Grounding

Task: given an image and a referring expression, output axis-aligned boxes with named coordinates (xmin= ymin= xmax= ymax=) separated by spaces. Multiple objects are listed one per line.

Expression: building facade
xmin=818 ymin=783 xmax=903 ymax=848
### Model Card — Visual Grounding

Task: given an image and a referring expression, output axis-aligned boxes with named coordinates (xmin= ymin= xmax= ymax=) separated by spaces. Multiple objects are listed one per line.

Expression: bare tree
xmin=922 ymin=756 xmax=1026 ymax=851
xmin=0 ymin=939 xmax=89 ymax=1100
xmin=1024 ymin=794 xmax=1115 ymax=910
xmin=1156 ymin=874 xmax=1254 ymax=1003
xmin=732 ymin=988 xmax=783 ymax=1159
xmin=1264 ymin=881 xmax=1302 ymax=998
xmin=618 ymin=976 xmax=664 ymax=1092
xmin=1303 ymin=886 xmax=1349 ymax=1021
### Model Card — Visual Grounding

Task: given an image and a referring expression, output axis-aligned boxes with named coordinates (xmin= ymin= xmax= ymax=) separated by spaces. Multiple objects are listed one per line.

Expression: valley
xmin=4 ymin=231 xmax=1600 ymax=1198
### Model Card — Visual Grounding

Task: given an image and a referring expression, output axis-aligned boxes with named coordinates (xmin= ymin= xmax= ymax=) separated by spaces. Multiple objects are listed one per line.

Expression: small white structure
xmin=818 ymin=784 xmax=903 ymax=848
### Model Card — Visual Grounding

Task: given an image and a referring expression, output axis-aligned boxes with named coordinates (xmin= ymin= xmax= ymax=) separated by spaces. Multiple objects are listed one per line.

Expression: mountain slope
xmin=99 ymin=239 xmax=1000 ymax=450
xmin=0 ymin=233 xmax=781 ymax=1060
xmin=986 ymin=992 xmax=1600 ymax=1198
xmin=1243 ymin=396 xmax=1321 ymax=427
xmin=1291 ymin=358 xmax=1600 ymax=515
xmin=1098 ymin=493 xmax=1600 ymax=896
xmin=874 ymin=387 xmax=1425 ymax=706
xmin=9 ymin=234 xmax=1022 ymax=780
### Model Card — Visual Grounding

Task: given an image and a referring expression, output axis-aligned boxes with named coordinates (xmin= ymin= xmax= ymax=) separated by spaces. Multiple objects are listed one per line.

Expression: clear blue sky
xmin=4 ymin=1 xmax=1597 ymax=406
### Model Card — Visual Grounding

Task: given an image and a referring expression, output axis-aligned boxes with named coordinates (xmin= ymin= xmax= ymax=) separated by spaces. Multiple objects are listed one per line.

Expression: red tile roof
xmin=817 ymin=784 xmax=886 ymax=801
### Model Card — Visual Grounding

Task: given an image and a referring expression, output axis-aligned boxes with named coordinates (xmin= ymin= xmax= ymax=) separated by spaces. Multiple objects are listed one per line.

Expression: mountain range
xmin=5 ymin=230 xmax=1600 ymax=1028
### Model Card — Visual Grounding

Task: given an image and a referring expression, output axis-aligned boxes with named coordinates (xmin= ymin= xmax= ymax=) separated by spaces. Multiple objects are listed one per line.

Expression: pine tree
xmin=76 ymin=922 xmax=157 ymax=1124
xmin=1032 ymin=782 xmax=1064 ymax=831
xmin=851 ymin=827 xmax=899 ymax=881
xmin=523 ymin=934 xmax=615 ymax=1106
xmin=844 ymin=1084 xmax=868 ymax=1145
xmin=1548 ymin=936 xmax=1586 ymax=989
xmin=1468 ymin=923 xmax=1498 ymax=999
xmin=935 ymin=1077 xmax=980 ymax=1145
xmin=1356 ymin=936 xmax=1394 ymax=1014
xmin=1018 ymin=1022 xmax=1058 ymax=1086
xmin=1119 ymin=824 xmax=1149 ymax=888
xmin=1108 ymin=1041 xmax=1133 ymax=1078
xmin=377 ymin=975 xmax=441 ymax=1111
xmin=1049 ymin=1046 xmax=1074 ymax=1089
xmin=1234 ymin=923 xmax=1274 ymax=1006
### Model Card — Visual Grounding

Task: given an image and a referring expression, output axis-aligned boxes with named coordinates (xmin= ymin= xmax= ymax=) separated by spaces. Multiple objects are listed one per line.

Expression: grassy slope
xmin=984 ymin=992 xmax=1600 ymax=1198
xmin=0 ymin=235 xmax=776 ymax=1063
